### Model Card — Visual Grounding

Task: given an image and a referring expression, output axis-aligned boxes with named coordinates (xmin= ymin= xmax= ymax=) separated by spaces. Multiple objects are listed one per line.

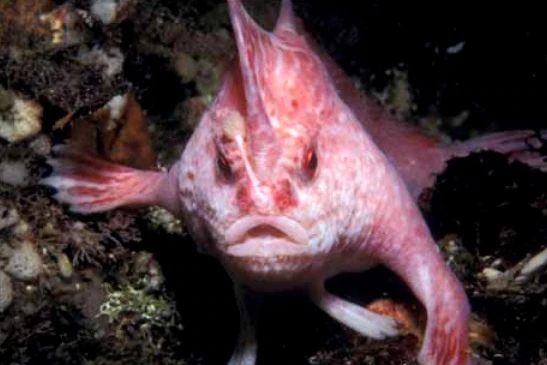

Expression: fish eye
xmin=216 ymin=149 xmax=233 ymax=180
xmin=302 ymin=147 xmax=318 ymax=181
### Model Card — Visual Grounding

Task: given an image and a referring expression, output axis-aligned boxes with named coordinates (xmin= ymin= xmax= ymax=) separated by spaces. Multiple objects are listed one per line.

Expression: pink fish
xmin=41 ymin=1 xmax=546 ymax=364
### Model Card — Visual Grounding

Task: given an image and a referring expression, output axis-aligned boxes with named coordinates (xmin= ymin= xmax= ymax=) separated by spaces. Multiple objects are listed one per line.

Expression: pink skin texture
xmin=41 ymin=1 xmax=547 ymax=364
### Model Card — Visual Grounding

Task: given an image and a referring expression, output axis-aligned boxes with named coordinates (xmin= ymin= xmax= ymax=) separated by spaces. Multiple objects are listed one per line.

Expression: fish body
xmin=41 ymin=1 xmax=547 ymax=365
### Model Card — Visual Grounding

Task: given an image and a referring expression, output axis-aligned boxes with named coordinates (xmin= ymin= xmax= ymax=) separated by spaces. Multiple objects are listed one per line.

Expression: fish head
xmin=178 ymin=0 xmax=382 ymax=288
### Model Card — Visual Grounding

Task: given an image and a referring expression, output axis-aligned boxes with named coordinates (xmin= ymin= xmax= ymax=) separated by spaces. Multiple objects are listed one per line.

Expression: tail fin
xmin=446 ymin=130 xmax=547 ymax=171
xmin=40 ymin=145 xmax=179 ymax=214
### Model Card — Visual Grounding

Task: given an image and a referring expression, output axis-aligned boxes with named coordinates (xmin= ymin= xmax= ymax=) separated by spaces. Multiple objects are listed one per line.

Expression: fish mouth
xmin=224 ymin=215 xmax=309 ymax=257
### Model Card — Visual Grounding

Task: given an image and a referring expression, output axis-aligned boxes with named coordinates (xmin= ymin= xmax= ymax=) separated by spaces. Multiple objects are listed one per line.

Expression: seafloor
xmin=0 ymin=1 xmax=546 ymax=364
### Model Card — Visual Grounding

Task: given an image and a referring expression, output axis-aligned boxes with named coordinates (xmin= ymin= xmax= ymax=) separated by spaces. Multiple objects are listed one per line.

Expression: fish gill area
xmin=0 ymin=1 xmax=546 ymax=364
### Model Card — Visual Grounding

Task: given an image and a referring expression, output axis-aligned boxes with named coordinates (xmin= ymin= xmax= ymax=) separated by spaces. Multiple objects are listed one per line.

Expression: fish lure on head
xmin=42 ymin=0 xmax=547 ymax=364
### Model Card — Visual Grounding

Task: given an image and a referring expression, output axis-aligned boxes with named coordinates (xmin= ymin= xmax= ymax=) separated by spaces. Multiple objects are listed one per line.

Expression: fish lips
xmin=224 ymin=215 xmax=310 ymax=257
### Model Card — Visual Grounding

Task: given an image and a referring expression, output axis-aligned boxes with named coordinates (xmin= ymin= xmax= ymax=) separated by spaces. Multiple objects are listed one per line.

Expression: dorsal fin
xmin=274 ymin=0 xmax=298 ymax=34
xmin=227 ymin=0 xmax=278 ymax=167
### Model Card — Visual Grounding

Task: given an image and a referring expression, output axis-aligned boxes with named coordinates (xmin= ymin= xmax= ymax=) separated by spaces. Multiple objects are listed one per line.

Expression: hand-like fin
xmin=309 ymin=283 xmax=400 ymax=339
xmin=41 ymin=145 xmax=180 ymax=214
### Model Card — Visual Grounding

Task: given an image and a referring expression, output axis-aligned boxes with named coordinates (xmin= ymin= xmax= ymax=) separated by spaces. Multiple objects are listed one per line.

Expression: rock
xmin=38 ymin=3 xmax=92 ymax=47
xmin=76 ymin=46 xmax=125 ymax=79
xmin=146 ymin=206 xmax=183 ymax=235
xmin=0 ymin=88 xmax=42 ymax=143
xmin=5 ymin=241 xmax=43 ymax=281
xmin=90 ymin=0 xmax=135 ymax=25
xmin=0 ymin=160 xmax=30 ymax=186
xmin=174 ymin=52 xmax=198 ymax=83
xmin=0 ymin=206 xmax=19 ymax=231
xmin=91 ymin=0 xmax=118 ymax=24
xmin=12 ymin=221 xmax=31 ymax=239
xmin=515 ymin=246 xmax=547 ymax=283
xmin=195 ymin=58 xmax=221 ymax=96
xmin=28 ymin=134 xmax=52 ymax=156
xmin=0 ymin=270 xmax=14 ymax=313
xmin=69 ymin=93 xmax=157 ymax=170
xmin=176 ymin=96 xmax=209 ymax=131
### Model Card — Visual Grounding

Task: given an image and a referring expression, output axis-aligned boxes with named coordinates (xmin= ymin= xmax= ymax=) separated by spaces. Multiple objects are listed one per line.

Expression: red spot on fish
xmin=274 ymin=179 xmax=297 ymax=210
xmin=236 ymin=184 xmax=252 ymax=212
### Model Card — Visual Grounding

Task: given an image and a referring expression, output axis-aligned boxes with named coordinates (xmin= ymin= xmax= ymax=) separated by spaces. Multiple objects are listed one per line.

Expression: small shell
xmin=515 ymin=246 xmax=547 ymax=283
xmin=481 ymin=267 xmax=504 ymax=284
xmin=57 ymin=253 xmax=74 ymax=279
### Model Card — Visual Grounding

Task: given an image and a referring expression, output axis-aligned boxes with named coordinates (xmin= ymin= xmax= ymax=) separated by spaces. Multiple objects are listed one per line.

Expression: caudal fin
xmin=41 ymin=145 xmax=177 ymax=214
xmin=446 ymin=130 xmax=547 ymax=171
